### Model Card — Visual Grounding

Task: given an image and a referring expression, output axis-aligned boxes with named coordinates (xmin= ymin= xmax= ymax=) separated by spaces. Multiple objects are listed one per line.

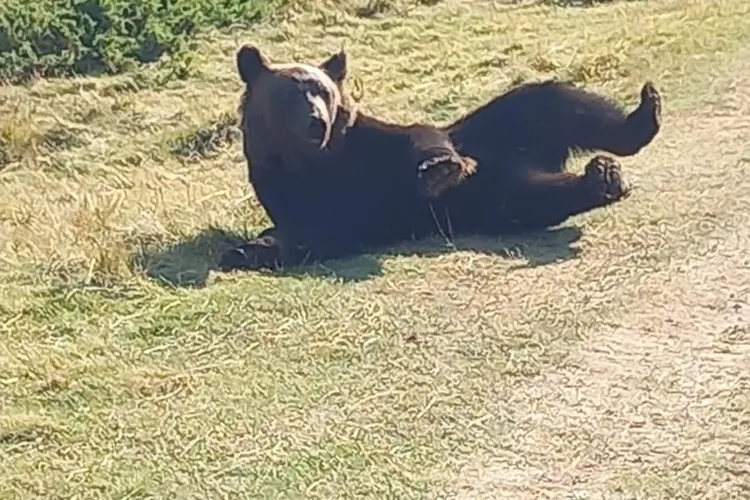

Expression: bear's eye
xmin=299 ymin=78 xmax=328 ymax=97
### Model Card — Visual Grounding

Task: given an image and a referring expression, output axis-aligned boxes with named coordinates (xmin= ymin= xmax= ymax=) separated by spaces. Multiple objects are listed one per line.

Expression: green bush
xmin=0 ymin=0 xmax=283 ymax=82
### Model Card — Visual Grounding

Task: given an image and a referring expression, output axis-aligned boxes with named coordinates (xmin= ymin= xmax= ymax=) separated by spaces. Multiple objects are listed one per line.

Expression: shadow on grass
xmin=133 ymin=224 xmax=584 ymax=289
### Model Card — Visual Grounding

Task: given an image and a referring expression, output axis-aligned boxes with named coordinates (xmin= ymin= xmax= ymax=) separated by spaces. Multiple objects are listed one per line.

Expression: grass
xmin=2 ymin=0 xmax=750 ymax=497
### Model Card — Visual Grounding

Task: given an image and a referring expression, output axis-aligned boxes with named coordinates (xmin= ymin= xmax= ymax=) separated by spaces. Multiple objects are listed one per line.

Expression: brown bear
xmin=219 ymin=44 xmax=661 ymax=272
xmin=219 ymin=44 xmax=478 ymax=271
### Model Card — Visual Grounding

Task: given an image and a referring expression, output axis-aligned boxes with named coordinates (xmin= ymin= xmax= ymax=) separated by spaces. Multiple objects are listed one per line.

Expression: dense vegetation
xmin=0 ymin=0 xmax=283 ymax=82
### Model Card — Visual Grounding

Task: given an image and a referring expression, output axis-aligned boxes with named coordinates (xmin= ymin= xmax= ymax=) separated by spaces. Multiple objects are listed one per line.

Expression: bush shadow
xmin=133 ymin=224 xmax=583 ymax=289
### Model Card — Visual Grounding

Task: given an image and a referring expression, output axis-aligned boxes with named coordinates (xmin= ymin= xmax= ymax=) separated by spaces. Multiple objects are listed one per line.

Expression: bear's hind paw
xmin=583 ymin=155 xmax=631 ymax=202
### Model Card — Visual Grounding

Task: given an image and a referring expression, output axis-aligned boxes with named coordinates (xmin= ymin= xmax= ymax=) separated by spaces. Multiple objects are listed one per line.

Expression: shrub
xmin=0 ymin=0 xmax=283 ymax=82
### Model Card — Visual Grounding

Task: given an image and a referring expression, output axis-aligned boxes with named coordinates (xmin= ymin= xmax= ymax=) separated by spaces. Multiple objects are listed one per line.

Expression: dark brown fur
xmin=220 ymin=45 xmax=662 ymax=272
xmin=221 ymin=44 xmax=477 ymax=271
xmin=429 ymin=79 xmax=662 ymax=234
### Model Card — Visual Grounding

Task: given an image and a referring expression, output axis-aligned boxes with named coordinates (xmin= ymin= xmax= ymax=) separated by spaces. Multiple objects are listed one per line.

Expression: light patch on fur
xmin=417 ymin=153 xmax=456 ymax=173
xmin=418 ymin=154 xmax=478 ymax=199
xmin=237 ymin=58 xmax=359 ymax=159
xmin=268 ymin=62 xmax=343 ymax=137
xmin=307 ymin=92 xmax=332 ymax=148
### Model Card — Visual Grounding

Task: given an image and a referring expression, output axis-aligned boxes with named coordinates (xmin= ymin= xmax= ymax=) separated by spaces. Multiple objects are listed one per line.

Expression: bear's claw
xmin=417 ymin=154 xmax=477 ymax=198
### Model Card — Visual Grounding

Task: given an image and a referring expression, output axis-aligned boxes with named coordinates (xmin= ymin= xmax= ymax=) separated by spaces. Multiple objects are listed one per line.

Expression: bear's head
xmin=236 ymin=43 xmax=477 ymax=198
xmin=236 ymin=43 xmax=355 ymax=163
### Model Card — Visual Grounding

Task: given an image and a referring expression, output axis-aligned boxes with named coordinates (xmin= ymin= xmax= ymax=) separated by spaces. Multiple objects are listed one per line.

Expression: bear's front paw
xmin=417 ymin=154 xmax=478 ymax=198
xmin=218 ymin=236 xmax=282 ymax=272
xmin=583 ymin=155 xmax=631 ymax=202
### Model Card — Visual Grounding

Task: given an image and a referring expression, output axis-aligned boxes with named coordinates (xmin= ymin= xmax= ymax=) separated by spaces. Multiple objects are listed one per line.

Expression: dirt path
xmin=442 ymin=55 xmax=750 ymax=499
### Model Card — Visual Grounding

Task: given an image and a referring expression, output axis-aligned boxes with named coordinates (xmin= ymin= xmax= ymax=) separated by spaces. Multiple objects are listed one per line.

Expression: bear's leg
xmin=218 ymin=227 xmax=311 ymax=272
xmin=569 ymin=82 xmax=662 ymax=157
xmin=498 ymin=155 xmax=631 ymax=231
xmin=217 ymin=226 xmax=365 ymax=272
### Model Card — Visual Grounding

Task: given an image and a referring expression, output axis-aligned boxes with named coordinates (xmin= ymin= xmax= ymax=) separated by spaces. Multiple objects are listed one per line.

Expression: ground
xmin=1 ymin=0 xmax=749 ymax=498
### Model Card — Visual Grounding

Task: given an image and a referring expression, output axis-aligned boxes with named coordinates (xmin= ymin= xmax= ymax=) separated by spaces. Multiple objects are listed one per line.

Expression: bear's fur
xmin=219 ymin=44 xmax=662 ymax=272
xmin=220 ymin=44 xmax=478 ymax=271
xmin=429 ymin=79 xmax=662 ymax=235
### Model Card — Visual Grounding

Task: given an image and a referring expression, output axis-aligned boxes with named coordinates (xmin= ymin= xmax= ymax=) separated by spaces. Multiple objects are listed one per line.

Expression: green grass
xmin=2 ymin=0 xmax=750 ymax=498
xmin=0 ymin=0 xmax=284 ymax=82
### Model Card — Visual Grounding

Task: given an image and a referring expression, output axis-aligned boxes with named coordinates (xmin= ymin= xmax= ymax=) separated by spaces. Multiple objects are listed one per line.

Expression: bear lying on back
xmin=219 ymin=44 xmax=662 ymax=272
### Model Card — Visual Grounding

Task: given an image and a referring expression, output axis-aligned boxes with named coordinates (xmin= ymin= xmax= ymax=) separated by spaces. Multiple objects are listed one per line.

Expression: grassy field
xmin=2 ymin=0 xmax=750 ymax=498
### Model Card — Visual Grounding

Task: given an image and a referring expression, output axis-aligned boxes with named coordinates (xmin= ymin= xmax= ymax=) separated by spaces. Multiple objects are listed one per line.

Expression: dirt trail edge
xmin=441 ymin=55 xmax=750 ymax=499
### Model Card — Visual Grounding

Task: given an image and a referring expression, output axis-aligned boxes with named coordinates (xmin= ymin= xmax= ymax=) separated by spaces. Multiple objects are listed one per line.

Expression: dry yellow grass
xmin=2 ymin=0 xmax=750 ymax=498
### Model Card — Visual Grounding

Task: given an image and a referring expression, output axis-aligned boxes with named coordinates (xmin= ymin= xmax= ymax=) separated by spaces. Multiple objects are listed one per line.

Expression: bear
xmin=218 ymin=44 xmax=662 ymax=272
xmin=219 ymin=43 xmax=479 ymax=271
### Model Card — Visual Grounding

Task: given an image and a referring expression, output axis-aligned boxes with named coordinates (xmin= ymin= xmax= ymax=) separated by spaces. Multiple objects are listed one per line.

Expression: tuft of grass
xmin=2 ymin=0 xmax=750 ymax=498
xmin=167 ymin=110 xmax=241 ymax=162
xmin=0 ymin=106 xmax=38 ymax=168
xmin=0 ymin=105 xmax=88 ymax=171
xmin=543 ymin=0 xmax=617 ymax=5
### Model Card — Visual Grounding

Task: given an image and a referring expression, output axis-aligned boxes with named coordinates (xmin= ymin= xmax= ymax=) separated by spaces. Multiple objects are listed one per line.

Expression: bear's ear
xmin=237 ymin=43 xmax=269 ymax=84
xmin=320 ymin=49 xmax=347 ymax=84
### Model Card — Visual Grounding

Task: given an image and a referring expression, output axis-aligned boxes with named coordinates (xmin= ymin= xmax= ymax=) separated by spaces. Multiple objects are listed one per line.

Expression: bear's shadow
xmin=132 ymin=225 xmax=584 ymax=288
